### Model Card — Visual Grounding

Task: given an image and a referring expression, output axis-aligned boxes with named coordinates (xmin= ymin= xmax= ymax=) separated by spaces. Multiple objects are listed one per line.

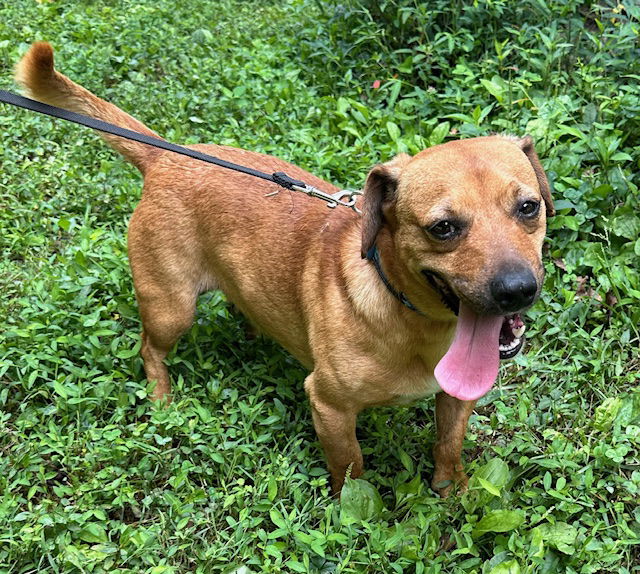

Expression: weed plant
xmin=0 ymin=0 xmax=638 ymax=572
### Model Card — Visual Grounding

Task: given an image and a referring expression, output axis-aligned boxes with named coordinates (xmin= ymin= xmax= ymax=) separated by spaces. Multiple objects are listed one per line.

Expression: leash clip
xmin=292 ymin=184 xmax=362 ymax=213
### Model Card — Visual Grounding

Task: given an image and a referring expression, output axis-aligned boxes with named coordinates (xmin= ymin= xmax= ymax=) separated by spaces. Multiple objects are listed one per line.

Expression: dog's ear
xmin=517 ymin=136 xmax=555 ymax=218
xmin=361 ymin=153 xmax=412 ymax=258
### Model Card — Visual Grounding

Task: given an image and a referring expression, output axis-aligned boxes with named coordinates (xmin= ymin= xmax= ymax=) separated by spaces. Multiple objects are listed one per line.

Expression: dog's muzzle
xmin=422 ymin=270 xmax=528 ymax=361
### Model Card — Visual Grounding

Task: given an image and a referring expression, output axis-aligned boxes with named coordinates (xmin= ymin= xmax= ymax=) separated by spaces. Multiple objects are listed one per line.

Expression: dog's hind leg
xmin=136 ymin=284 xmax=197 ymax=402
xmin=129 ymin=227 xmax=202 ymax=402
xmin=127 ymin=198 xmax=212 ymax=402
xmin=431 ymin=392 xmax=477 ymax=497
xmin=305 ymin=372 xmax=363 ymax=494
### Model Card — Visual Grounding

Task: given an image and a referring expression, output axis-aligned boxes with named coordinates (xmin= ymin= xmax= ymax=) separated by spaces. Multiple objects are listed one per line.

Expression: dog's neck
xmin=365 ymin=244 xmax=423 ymax=315
xmin=366 ymin=240 xmax=459 ymax=319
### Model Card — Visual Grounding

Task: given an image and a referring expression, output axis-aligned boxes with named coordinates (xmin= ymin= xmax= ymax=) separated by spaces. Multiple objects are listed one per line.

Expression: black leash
xmin=1 ymin=89 xmax=460 ymax=314
xmin=0 ymin=90 xmax=464 ymax=315
xmin=0 ymin=89 xmax=361 ymax=212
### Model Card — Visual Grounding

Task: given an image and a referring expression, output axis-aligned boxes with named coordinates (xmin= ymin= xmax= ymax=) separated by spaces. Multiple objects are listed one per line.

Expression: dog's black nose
xmin=490 ymin=265 xmax=537 ymax=312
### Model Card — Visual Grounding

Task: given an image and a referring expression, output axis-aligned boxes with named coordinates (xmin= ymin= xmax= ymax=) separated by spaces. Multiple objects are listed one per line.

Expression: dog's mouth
xmin=423 ymin=270 xmax=528 ymax=401
xmin=422 ymin=270 xmax=460 ymax=315
xmin=499 ymin=314 xmax=526 ymax=359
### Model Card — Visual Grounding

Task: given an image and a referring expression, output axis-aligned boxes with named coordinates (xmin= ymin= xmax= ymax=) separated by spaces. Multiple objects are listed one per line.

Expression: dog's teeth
xmin=512 ymin=325 xmax=525 ymax=338
xmin=499 ymin=337 xmax=521 ymax=352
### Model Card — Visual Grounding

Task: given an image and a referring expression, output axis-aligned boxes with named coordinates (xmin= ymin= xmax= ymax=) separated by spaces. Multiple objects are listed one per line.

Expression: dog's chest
xmin=387 ymin=374 xmax=442 ymax=406
xmin=381 ymin=337 xmax=451 ymax=406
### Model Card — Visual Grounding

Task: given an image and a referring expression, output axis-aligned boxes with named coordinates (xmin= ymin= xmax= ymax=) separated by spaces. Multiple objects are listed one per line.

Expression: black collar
xmin=366 ymin=244 xmax=459 ymax=316
xmin=365 ymin=245 xmax=422 ymax=314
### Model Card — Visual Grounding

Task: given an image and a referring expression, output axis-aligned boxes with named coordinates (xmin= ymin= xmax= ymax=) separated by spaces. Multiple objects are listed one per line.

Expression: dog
xmin=15 ymin=42 xmax=554 ymax=496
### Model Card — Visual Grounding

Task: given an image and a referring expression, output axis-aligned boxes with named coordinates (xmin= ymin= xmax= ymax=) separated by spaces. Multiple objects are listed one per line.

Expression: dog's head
xmin=361 ymin=135 xmax=554 ymax=401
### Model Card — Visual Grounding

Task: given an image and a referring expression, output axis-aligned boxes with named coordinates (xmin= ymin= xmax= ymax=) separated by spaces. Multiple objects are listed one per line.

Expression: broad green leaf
xmin=387 ymin=80 xmax=402 ymax=109
xmin=616 ymin=392 xmax=640 ymax=426
xmin=285 ymin=560 xmax=307 ymax=573
xmin=397 ymin=448 xmax=413 ymax=472
xmin=610 ymin=152 xmax=632 ymax=162
xmin=463 ymin=458 xmax=511 ymax=513
xmin=341 ymin=125 xmax=361 ymax=139
xmin=78 ymin=523 xmax=108 ymax=544
xmin=612 ymin=212 xmax=640 ymax=240
xmin=57 ymin=217 xmax=71 ymax=231
xmin=593 ymin=397 xmax=622 ymax=431
xmin=476 ymin=458 xmax=510 ymax=487
xmin=446 ymin=112 xmax=474 ymax=123
xmin=191 ymin=28 xmax=213 ymax=44
xmin=115 ymin=338 xmax=142 ymax=359
xmin=397 ymin=55 xmax=413 ymax=74
xmin=340 ymin=477 xmax=385 ymax=523
xmin=395 ymin=474 xmax=422 ymax=505
xmin=557 ymin=125 xmax=587 ymax=140
xmin=489 ymin=560 xmax=521 ymax=574
xmin=429 ymin=122 xmax=450 ymax=146
xmin=267 ymin=476 xmax=277 ymax=502
xmin=583 ymin=102 xmax=598 ymax=125
xmin=478 ymin=103 xmax=495 ymax=123
xmin=478 ymin=477 xmax=501 ymax=496
xmin=336 ymin=97 xmax=350 ymax=116
xmin=534 ymin=522 xmax=578 ymax=554
xmin=553 ymin=199 xmax=575 ymax=211
xmin=386 ymin=121 xmax=401 ymax=142
xmin=473 ymin=510 xmax=525 ymax=536
xmin=529 ymin=525 xmax=545 ymax=559
xmin=269 ymin=508 xmax=286 ymax=529
xmin=351 ymin=109 xmax=367 ymax=125
xmin=480 ymin=78 xmax=505 ymax=102
xmin=52 ymin=380 xmax=68 ymax=399
xmin=592 ymin=184 xmax=614 ymax=198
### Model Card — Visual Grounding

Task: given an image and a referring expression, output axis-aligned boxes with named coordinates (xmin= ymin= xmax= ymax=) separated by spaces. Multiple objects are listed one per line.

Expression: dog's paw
xmin=431 ymin=468 xmax=468 ymax=498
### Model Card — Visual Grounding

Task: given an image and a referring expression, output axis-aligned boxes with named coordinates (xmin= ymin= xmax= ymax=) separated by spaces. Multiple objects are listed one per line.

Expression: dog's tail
xmin=15 ymin=42 xmax=160 ymax=173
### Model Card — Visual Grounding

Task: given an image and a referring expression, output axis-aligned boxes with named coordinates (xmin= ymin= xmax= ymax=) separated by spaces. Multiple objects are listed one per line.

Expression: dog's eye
xmin=427 ymin=220 xmax=460 ymax=240
xmin=518 ymin=200 xmax=540 ymax=218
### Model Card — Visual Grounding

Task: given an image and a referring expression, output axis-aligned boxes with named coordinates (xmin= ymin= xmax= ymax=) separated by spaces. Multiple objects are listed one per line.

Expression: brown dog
xmin=16 ymin=43 xmax=554 ymax=496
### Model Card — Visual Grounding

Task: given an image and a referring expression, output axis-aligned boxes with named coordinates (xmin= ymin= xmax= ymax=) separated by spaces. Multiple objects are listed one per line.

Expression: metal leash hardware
xmin=292 ymin=184 xmax=362 ymax=213
xmin=271 ymin=171 xmax=362 ymax=213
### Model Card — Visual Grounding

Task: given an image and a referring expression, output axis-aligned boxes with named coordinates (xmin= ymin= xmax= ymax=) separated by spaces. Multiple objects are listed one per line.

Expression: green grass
xmin=0 ymin=0 xmax=638 ymax=572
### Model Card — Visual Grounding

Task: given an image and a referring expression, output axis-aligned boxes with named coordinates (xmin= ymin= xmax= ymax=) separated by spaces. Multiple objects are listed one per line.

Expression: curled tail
xmin=15 ymin=42 xmax=160 ymax=173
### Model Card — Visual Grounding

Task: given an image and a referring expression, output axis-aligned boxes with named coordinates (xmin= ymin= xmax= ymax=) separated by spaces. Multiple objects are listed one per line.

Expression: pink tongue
xmin=434 ymin=302 xmax=504 ymax=401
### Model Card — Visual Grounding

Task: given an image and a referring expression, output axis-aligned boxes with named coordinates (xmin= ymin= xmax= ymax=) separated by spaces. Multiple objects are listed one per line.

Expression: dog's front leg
xmin=431 ymin=392 xmax=477 ymax=497
xmin=305 ymin=373 xmax=363 ymax=494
